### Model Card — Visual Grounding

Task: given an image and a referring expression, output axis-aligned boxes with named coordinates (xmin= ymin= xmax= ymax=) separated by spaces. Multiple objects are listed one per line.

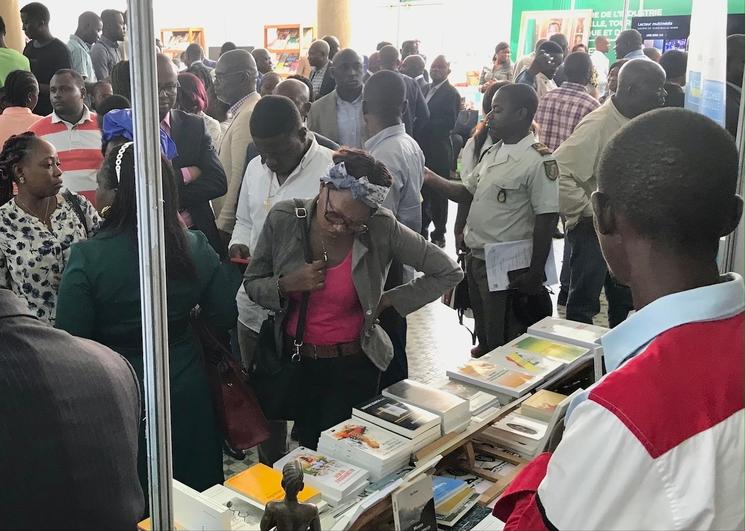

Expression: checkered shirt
xmin=534 ymin=82 xmax=600 ymax=152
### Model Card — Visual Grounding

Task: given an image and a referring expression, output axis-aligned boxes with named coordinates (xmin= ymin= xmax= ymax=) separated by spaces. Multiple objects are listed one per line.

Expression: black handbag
xmin=442 ymin=251 xmax=476 ymax=345
xmin=251 ymin=199 xmax=312 ymax=421
xmin=508 ymin=268 xmax=553 ymax=328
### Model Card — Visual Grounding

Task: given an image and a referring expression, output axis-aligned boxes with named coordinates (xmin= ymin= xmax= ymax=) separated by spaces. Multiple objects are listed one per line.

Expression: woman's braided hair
xmin=0 ymin=132 xmax=37 ymax=206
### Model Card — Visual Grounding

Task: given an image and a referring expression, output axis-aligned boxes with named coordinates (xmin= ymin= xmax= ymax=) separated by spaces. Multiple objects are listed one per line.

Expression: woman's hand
xmin=374 ymin=293 xmax=393 ymax=319
xmin=278 ymin=260 xmax=326 ymax=293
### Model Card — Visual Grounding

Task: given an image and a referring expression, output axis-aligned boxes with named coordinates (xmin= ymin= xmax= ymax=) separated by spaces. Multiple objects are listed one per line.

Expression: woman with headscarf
xmin=176 ymin=71 xmax=223 ymax=148
xmin=245 ymin=148 xmax=463 ymax=449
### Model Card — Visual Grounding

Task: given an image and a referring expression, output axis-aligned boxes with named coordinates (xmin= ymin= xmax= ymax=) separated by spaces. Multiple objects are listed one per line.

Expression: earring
xmin=18 ymin=177 xmax=25 ymax=184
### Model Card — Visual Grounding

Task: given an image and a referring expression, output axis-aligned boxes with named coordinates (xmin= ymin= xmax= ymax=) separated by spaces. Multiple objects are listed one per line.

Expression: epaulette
xmin=531 ymin=142 xmax=553 ymax=156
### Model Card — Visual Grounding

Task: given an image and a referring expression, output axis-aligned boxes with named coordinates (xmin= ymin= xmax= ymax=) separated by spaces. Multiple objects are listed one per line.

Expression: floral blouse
xmin=0 ymin=194 xmax=101 ymax=324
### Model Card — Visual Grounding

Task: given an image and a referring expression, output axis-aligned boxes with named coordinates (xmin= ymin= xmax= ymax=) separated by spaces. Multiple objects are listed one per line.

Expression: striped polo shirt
xmin=29 ymin=107 xmax=102 ymax=204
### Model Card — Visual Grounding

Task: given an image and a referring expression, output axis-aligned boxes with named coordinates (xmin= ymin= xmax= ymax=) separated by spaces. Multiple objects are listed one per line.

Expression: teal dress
xmin=56 ymin=229 xmax=238 ymax=493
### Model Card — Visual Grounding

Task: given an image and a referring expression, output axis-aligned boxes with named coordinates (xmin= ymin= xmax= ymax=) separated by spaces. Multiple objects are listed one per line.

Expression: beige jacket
xmin=244 ymin=198 xmax=463 ymax=370
xmin=214 ymin=91 xmax=261 ymax=233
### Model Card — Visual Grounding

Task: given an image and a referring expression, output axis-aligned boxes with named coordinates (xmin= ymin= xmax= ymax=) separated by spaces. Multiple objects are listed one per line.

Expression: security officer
xmin=424 ymin=83 xmax=559 ymax=356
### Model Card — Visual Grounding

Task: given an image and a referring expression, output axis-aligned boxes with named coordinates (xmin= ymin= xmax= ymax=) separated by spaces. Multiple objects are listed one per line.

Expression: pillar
xmin=316 ymin=0 xmax=351 ymax=48
xmin=0 ymin=0 xmax=24 ymax=52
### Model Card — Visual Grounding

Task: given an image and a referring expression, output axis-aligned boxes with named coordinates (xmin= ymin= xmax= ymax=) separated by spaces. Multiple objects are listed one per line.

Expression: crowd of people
xmin=0 ymin=2 xmax=743 ymax=529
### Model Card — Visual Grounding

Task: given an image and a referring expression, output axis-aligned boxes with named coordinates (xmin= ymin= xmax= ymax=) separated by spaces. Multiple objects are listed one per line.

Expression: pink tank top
xmin=285 ymin=250 xmax=364 ymax=345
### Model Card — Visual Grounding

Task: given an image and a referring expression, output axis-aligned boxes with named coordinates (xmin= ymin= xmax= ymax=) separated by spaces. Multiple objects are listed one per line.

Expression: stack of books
xmin=446 ymin=344 xmax=562 ymax=398
xmin=224 ymin=463 xmax=321 ymax=505
xmin=504 ymin=334 xmax=590 ymax=365
xmin=353 ymin=395 xmax=441 ymax=452
xmin=273 ymin=447 xmax=369 ymax=505
xmin=432 ymin=476 xmax=480 ymax=527
xmin=483 ymin=389 xmax=579 ymax=458
xmin=383 ymin=379 xmax=470 ymax=434
xmin=318 ymin=419 xmax=412 ymax=481
xmin=434 ymin=378 xmax=507 ymax=416
xmin=528 ymin=317 xmax=608 ymax=350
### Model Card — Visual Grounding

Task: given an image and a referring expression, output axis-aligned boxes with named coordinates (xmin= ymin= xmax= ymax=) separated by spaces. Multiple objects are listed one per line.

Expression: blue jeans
xmin=566 ymin=217 xmax=634 ymax=328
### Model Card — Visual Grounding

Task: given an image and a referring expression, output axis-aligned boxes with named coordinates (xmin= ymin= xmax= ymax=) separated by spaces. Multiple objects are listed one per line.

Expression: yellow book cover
xmin=436 ymin=485 xmax=473 ymax=516
xmin=522 ymin=390 xmax=567 ymax=421
xmin=225 ymin=463 xmax=320 ymax=505
xmin=512 ymin=336 xmax=586 ymax=363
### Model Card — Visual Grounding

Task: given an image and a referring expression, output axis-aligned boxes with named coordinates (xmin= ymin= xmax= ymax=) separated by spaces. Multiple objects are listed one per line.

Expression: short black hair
xmin=220 ymin=41 xmax=236 ymax=55
xmin=598 ymin=108 xmax=739 ymax=257
xmin=376 ymin=41 xmax=392 ymax=51
xmin=0 ymin=16 xmax=6 ymax=36
xmin=96 ymin=94 xmax=130 ymax=130
xmin=549 ymin=33 xmax=569 ymax=53
xmin=498 ymin=83 xmax=538 ymax=122
xmin=100 ymin=9 xmax=122 ymax=26
xmin=288 ymin=74 xmax=314 ymax=102
xmin=563 ymin=52 xmax=593 ymax=84
xmin=538 ymin=41 xmax=564 ymax=55
xmin=659 ymin=49 xmax=687 ymax=80
xmin=3 ymin=70 xmax=37 ymax=107
xmin=52 ymin=69 xmax=85 ymax=89
xmin=185 ymin=42 xmax=203 ymax=61
xmin=249 ymin=95 xmax=302 ymax=139
xmin=20 ymin=2 xmax=50 ymax=23
xmin=111 ymin=60 xmax=131 ymax=99
xmin=363 ymin=70 xmax=405 ymax=121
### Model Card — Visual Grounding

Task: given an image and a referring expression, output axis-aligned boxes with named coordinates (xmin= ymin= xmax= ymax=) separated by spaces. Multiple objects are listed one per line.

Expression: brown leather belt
xmin=283 ymin=335 xmax=362 ymax=360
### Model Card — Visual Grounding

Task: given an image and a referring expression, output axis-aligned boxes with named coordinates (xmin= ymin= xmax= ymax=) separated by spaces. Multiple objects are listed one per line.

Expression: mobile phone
xmin=230 ymin=257 xmax=251 ymax=265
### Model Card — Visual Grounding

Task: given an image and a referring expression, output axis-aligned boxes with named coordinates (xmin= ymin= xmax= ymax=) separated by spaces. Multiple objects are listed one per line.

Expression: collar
xmin=488 ymin=132 xmax=537 ymax=163
xmin=161 ymin=111 xmax=171 ymax=128
xmin=0 ymin=288 xmax=36 ymax=319
xmin=314 ymin=62 xmax=329 ymax=73
xmin=604 ymin=97 xmax=627 ymax=122
xmin=229 ymin=92 xmax=255 ymax=116
xmin=100 ymin=36 xmax=119 ymax=48
xmin=429 ymin=80 xmax=447 ymax=91
xmin=602 ymin=273 xmax=744 ymax=372
xmin=51 ymin=106 xmax=93 ymax=126
xmin=2 ymin=106 xmax=34 ymax=116
xmin=69 ymin=34 xmax=91 ymax=50
xmin=336 ymin=92 xmax=363 ymax=106
xmin=560 ymin=81 xmax=589 ymax=93
xmin=623 ymin=49 xmax=649 ymax=60
xmin=268 ymin=136 xmax=320 ymax=184
xmin=364 ymin=123 xmax=406 ymax=151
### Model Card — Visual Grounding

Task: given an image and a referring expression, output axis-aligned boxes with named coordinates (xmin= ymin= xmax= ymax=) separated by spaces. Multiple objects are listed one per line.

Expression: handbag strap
xmin=291 ymin=199 xmax=312 ymax=361
xmin=63 ymin=189 xmax=90 ymax=238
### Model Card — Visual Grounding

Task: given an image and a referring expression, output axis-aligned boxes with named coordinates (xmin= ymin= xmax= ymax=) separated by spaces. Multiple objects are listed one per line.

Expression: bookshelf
xmin=263 ymin=24 xmax=316 ymax=77
xmin=160 ymin=27 xmax=206 ymax=60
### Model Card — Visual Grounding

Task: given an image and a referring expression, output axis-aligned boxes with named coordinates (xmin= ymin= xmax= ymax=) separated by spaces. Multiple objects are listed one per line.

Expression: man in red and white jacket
xmin=29 ymin=69 xmax=102 ymax=205
xmin=495 ymin=108 xmax=745 ymax=530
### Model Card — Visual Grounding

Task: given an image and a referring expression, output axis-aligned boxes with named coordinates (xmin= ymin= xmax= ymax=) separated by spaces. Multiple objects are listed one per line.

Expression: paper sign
xmin=484 ymin=239 xmax=558 ymax=292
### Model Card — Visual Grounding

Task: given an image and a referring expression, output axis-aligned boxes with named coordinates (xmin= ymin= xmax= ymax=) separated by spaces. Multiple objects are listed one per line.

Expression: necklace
xmin=16 ymin=196 xmax=52 ymax=226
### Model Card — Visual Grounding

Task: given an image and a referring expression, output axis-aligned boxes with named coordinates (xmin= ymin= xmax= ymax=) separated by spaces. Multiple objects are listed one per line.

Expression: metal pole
xmin=126 ymin=1 xmax=174 ymax=529
xmin=622 ymin=0 xmax=631 ymax=29
xmin=722 ymin=69 xmax=745 ymax=273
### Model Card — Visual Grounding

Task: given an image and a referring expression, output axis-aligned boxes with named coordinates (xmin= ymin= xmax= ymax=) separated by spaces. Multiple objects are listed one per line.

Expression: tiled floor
xmin=224 ymin=234 xmax=611 ymax=476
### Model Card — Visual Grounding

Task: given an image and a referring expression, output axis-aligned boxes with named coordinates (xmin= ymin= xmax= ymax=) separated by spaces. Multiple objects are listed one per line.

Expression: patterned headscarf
xmin=320 ymin=162 xmax=389 ymax=209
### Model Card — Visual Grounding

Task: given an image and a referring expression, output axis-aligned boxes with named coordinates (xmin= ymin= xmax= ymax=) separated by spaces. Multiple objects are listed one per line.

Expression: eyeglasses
xmin=323 ymin=187 xmax=368 ymax=233
xmin=158 ymin=82 xmax=179 ymax=96
xmin=214 ymin=70 xmax=249 ymax=85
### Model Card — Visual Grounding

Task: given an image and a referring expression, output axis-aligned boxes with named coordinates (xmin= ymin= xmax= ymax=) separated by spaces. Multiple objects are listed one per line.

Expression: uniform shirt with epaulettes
xmin=462 ymin=133 xmax=559 ymax=259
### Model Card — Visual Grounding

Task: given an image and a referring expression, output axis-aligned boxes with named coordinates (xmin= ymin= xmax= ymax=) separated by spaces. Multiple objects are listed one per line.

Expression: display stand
xmin=160 ymin=27 xmax=206 ymax=60
xmin=263 ymin=24 xmax=315 ymax=77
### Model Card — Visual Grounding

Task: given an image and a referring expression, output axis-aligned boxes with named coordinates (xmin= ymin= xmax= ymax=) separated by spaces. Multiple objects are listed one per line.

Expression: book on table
xmin=353 ymin=395 xmax=441 ymax=439
xmin=528 ymin=317 xmax=608 ymax=349
xmin=224 ymin=463 xmax=321 ymax=506
xmin=391 ymin=474 xmax=438 ymax=531
xmin=446 ymin=357 xmax=543 ymax=398
xmin=504 ymin=334 xmax=590 ymax=364
xmin=382 ymin=379 xmax=471 ymax=434
xmin=434 ymin=378 xmax=508 ymax=415
xmin=317 ymin=418 xmax=412 ymax=481
xmin=272 ymin=446 xmax=370 ymax=505
xmin=431 ymin=476 xmax=479 ymax=527
xmin=521 ymin=389 xmax=567 ymax=422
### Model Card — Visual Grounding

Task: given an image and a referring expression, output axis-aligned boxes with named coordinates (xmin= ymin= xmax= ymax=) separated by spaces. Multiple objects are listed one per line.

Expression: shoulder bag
xmin=251 ymin=199 xmax=312 ymax=421
xmin=63 ymin=189 xmax=90 ymax=237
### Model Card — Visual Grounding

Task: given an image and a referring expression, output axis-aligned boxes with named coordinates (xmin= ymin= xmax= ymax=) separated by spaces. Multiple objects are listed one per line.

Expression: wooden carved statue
xmin=260 ymin=460 xmax=321 ymax=531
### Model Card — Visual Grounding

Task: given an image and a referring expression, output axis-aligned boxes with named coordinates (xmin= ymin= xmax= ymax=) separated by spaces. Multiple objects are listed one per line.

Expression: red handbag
xmin=194 ymin=314 xmax=270 ymax=451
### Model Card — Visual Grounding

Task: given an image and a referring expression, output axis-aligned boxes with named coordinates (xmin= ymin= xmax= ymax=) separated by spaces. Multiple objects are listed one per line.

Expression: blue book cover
xmin=432 ymin=476 xmax=468 ymax=505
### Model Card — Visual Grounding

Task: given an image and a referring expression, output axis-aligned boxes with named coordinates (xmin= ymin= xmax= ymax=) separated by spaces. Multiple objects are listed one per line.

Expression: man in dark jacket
xmin=157 ymin=53 xmax=228 ymax=257
xmin=378 ymin=45 xmax=430 ymax=138
xmin=0 ymin=288 xmax=144 ymax=528
xmin=419 ymin=55 xmax=461 ymax=246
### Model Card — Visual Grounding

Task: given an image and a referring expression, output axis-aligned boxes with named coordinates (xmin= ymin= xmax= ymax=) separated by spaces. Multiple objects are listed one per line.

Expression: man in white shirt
xmin=590 ymin=36 xmax=610 ymax=96
xmin=230 ymin=95 xmax=334 ymax=464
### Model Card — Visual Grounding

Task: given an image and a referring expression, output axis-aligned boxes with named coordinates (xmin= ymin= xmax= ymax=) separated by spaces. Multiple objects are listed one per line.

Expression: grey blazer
xmin=307 ymin=90 xmax=369 ymax=147
xmin=244 ymin=198 xmax=463 ymax=370
xmin=0 ymin=290 xmax=144 ymax=528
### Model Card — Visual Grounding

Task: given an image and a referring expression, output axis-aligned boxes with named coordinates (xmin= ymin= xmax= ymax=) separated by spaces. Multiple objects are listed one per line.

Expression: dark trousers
xmin=421 ymin=187 xmax=449 ymax=240
xmin=466 ymin=255 xmax=526 ymax=352
xmin=295 ymin=354 xmax=381 ymax=450
xmin=565 ymin=217 xmax=634 ymax=328
xmin=560 ymin=236 xmax=571 ymax=293
xmin=380 ymin=260 xmax=408 ymax=389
